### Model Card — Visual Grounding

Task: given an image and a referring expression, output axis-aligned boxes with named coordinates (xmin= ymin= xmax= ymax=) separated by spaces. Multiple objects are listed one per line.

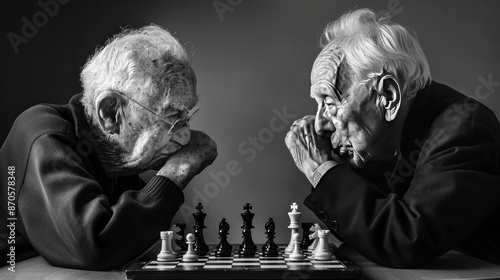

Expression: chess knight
xmin=0 ymin=26 xmax=217 ymax=270
xmin=285 ymin=8 xmax=500 ymax=268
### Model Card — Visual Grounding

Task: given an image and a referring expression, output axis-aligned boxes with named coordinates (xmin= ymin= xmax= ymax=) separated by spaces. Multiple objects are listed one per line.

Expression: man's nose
xmin=315 ymin=103 xmax=335 ymax=136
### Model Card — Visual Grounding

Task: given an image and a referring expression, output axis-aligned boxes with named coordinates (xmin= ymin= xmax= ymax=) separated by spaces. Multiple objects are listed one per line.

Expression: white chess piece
xmin=169 ymin=224 xmax=182 ymax=253
xmin=289 ymin=232 xmax=306 ymax=261
xmin=314 ymin=230 xmax=333 ymax=260
xmin=308 ymin=223 xmax=321 ymax=251
xmin=157 ymin=231 xmax=176 ymax=261
xmin=182 ymin=233 xmax=198 ymax=262
xmin=285 ymin=202 xmax=301 ymax=254
xmin=171 ymin=237 xmax=181 ymax=254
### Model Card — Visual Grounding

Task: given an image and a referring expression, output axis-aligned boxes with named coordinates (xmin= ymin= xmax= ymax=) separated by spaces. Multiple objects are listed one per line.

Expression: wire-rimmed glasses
xmin=113 ymin=90 xmax=199 ymax=135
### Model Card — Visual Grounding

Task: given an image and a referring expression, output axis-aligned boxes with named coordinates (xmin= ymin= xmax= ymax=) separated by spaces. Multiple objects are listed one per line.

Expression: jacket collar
xmin=67 ymin=93 xmax=111 ymax=186
xmin=68 ymin=93 xmax=93 ymax=140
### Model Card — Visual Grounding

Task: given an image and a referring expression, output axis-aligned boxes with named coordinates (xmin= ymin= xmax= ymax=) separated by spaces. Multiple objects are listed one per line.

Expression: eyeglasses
xmin=113 ymin=90 xmax=199 ymax=135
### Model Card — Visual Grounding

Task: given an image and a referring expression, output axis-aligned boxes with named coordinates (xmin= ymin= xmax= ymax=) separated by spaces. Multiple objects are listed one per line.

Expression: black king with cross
xmin=239 ymin=203 xmax=257 ymax=256
xmin=193 ymin=202 xmax=209 ymax=256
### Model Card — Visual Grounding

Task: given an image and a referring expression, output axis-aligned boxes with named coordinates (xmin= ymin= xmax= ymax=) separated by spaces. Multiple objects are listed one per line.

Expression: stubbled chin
xmin=337 ymin=151 xmax=366 ymax=169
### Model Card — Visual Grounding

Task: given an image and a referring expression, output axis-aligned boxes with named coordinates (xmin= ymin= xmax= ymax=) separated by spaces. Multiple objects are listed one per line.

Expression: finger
xmin=305 ymin=120 xmax=317 ymax=135
xmin=292 ymin=118 xmax=303 ymax=126
xmin=302 ymin=115 xmax=315 ymax=122
xmin=285 ymin=129 xmax=298 ymax=143
xmin=285 ymin=130 xmax=303 ymax=149
xmin=305 ymin=134 xmax=312 ymax=152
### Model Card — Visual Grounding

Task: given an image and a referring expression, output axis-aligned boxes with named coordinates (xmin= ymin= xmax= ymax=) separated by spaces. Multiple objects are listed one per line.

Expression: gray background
xmin=2 ymin=0 xmax=499 ymax=245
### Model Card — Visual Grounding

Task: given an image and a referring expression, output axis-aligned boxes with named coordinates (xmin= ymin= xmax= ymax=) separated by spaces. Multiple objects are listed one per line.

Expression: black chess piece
xmin=215 ymin=218 xmax=233 ymax=257
xmin=300 ymin=222 xmax=314 ymax=249
xmin=262 ymin=217 xmax=279 ymax=257
xmin=174 ymin=223 xmax=188 ymax=250
xmin=193 ymin=202 xmax=209 ymax=255
xmin=239 ymin=203 xmax=256 ymax=256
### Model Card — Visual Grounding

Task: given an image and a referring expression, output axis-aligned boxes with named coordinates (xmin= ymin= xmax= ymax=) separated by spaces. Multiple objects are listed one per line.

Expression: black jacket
xmin=305 ymin=81 xmax=500 ymax=268
xmin=0 ymin=94 xmax=184 ymax=270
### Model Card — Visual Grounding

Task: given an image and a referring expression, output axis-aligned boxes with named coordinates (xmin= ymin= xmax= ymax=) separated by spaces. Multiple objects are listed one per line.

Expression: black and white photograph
xmin=1 ymin=0 xmax=500 ymax=279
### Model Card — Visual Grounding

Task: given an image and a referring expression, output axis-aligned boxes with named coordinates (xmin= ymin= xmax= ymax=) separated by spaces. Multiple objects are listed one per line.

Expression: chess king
xmin=285 ymin=8 xmax=500 ymax=268
xmin=0 ymin=25 xmax=217 ymax=270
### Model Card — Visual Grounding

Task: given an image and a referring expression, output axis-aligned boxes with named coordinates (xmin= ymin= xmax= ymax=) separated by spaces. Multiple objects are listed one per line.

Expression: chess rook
xmin=285 ymin=202 xmax=301 ymax=254
xmin=314 ymin=230 xmax=333 ymax=261
xmin=157 ymin=231 xmax=176 ymax=262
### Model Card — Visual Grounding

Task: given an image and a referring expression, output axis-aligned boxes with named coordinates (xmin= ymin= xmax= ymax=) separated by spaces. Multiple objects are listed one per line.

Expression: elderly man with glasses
xmin=285 ymin=9 xmax=500 ymax=268
xmin=0 ymin=26 xmax=217 ymax=270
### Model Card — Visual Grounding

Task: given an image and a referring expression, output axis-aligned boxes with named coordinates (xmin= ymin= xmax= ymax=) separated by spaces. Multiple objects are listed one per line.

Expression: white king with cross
xmin=285 ymin=202 xmax=302 ymax=254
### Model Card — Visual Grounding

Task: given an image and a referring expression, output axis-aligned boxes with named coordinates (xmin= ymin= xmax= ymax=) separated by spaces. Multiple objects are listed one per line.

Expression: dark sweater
xmin=0 ymin=94 xmax=184 ymax=270
xmin=305 ymin=81 xmax=500 ymax=268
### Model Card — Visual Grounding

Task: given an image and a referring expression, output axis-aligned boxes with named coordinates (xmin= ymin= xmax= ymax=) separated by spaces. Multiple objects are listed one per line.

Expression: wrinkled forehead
xmin=310 ymin=44 xmax=344 ymax=97
xmin=154 ymin=59 xmax=199 ymax=113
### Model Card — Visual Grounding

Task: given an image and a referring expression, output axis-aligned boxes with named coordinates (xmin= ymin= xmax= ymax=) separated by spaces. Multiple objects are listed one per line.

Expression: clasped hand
xmin=157 ymin=130 xmax=217 ymax=189
xmin=285 ymin=116 xmax=333 ymax=183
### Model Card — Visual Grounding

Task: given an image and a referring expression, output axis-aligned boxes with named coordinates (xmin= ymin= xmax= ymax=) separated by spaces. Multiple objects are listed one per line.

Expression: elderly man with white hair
xmin=286 ymin=8 xmax=500 ymax=268
xmin=0 ymin=26 xmax=217 ymax=270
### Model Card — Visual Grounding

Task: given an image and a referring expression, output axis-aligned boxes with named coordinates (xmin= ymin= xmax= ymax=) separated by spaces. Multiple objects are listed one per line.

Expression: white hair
xmin=320 ymin=8 xmax=431 ymax=96
xmin=80 ymin=25 xmax=189 ymax=124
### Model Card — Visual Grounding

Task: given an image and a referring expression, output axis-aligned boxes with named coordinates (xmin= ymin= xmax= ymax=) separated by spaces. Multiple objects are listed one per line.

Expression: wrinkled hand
xmin=157 ymin=130 xmax=217 ymax=190
xmin=284 ymin=116 xmax=332 ymax=183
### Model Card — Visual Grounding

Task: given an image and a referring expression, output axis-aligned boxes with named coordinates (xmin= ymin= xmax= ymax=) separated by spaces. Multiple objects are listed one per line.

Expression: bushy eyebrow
xmin=162 ymin=100 xmax=200 ymax=118
xmin=310 ymin=82 xmax=342 ymax=103
xmin=161 ymin=91 xmax=199 ymax=113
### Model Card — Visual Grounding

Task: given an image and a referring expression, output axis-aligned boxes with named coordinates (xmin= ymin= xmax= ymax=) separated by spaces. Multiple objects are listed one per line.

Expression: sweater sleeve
xmin=18 ymin=132 xmax=184 ymax=270
xmin=304 ymin=101 xmax=500 ymax=268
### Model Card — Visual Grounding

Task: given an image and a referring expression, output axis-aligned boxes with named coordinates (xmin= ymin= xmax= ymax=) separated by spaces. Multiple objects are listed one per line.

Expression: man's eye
xmin=324 ymin=97 xmax=336 ymax=107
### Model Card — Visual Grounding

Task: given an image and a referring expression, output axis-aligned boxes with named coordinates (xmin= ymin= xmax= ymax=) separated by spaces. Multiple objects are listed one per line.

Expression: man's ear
xmin=376 ymin=74 xmax=401 ymax=122
xmin=95 ymin=91 xmax=124 ymax=134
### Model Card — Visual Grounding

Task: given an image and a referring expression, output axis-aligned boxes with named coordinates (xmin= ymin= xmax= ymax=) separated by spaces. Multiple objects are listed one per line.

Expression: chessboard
xmin=126 ymin=245 xmax=361 ymax=280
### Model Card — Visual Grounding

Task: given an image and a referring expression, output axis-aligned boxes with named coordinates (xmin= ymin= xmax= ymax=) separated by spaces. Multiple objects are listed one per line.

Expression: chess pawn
xmin=288 ymin=232 xmax=305 ymax=261
xmin=314 ymin=230 xmax=333 ymax=261
xmin=182 ymin=233 xmax=198 ymax=262
xmin=157 ymin=231 xmax=176 ymax=261
xmin=285 ymin=202 xmax=301 ymax=254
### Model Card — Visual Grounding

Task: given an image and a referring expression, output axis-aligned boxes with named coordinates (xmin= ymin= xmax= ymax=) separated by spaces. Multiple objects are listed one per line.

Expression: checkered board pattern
xmin=145 ymin=248 xmax=344 ymax=270
xmin=126 ymin=245 xmax=362 ymax=279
